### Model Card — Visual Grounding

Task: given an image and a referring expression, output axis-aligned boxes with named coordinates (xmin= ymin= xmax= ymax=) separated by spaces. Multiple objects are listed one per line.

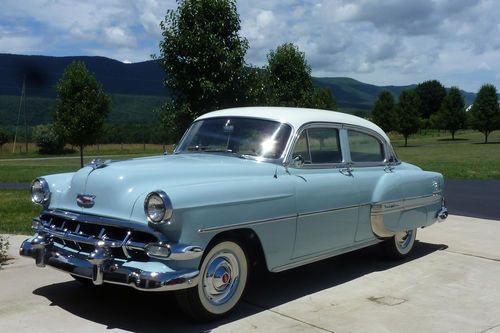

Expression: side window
xmin=292 ymin=127 xmax=341 ymax=164
xmin=348 ymin=130 xmax=385 ymax=163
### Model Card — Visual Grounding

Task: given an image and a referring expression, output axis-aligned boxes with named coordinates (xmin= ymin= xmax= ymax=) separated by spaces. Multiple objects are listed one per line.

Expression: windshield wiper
xmin=204 ymin=149 xmax=247 ymax=159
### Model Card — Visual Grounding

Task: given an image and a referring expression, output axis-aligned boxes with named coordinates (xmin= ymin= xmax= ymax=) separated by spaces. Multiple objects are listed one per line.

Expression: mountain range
xmin=0 ymin=54 xmax=476 ymax=126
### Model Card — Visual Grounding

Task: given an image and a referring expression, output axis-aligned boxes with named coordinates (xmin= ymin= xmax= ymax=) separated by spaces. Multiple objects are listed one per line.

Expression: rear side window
xmin=292 ymin=127 xmax=341 ymax=164
xmin=348 ymin=130 xmax=384 ymax=162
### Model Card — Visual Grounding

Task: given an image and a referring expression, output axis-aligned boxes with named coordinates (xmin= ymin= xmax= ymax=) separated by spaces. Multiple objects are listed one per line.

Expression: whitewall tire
xmin=384 ymin=228 xmax=417 ymax=259
xmin=176 ymin=240 xmax=249 ymax=321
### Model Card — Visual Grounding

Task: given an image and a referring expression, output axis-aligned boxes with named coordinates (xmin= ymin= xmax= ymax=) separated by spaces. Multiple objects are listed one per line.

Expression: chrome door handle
xmin=339 ymin=165 xmax=353 ymax=176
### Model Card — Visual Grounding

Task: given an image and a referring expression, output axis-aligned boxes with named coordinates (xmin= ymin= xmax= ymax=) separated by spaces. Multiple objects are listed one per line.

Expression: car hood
xmin=51 ymin=153 xmax=281 ymax=222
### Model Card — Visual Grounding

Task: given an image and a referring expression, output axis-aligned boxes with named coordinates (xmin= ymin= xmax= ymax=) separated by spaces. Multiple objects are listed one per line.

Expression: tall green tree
xmin=470 ymin=84 xmax=500 ymax=143
xmin=415 ymin=80 xmax=446 ymax=119
xmin=372 ymin=91 xmax=398 ymax=132
xmin=54 ymin=61 xmax=111 ymax=167
xmin=265 ymin=43 xmax=336 ymax=109
xmin=306 ymin=87 xmax=337 ymax=111
xmin=436 ymin=87 xmax=466 ymax=140
xmin=157 ymin=0 xmax=249 ymax=139
xmin=397 ymin=90 xmax=420 ymax=147
xmin=266 ymin=43 xmax=313 ymax=107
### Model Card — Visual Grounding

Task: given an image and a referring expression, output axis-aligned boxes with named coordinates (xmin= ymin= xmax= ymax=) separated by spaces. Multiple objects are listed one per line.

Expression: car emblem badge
xmin=76 ymin=194 xmax=96 ymax=208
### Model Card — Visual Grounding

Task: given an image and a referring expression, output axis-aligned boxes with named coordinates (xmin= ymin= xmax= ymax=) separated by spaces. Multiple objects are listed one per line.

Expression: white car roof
xmin=196 ymin=107 xmax=390 ymax=142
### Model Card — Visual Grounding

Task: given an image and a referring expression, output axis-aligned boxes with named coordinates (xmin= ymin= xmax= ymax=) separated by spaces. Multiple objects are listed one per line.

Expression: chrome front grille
xmin=37 ymin=211 xmax=158 ymax=261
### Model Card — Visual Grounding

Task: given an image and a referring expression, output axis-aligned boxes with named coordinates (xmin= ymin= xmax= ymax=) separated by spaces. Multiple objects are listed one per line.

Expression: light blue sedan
xmin=21 ymin=107 xmax=448 ymax=320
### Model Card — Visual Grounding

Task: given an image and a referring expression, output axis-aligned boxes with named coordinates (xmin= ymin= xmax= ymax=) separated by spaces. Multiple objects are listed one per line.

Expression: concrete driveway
xmin=1 ymin=215 xmax=499 ymax=333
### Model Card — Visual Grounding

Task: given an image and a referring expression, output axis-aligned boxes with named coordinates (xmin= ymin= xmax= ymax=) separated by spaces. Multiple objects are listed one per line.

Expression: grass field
xmin=0 ymin=190 xmax=41 ymax=235
xmin=391 ymin=130 xmax=500 ymax=179
xmin=0 ymin=143 xmax=172 ymax=183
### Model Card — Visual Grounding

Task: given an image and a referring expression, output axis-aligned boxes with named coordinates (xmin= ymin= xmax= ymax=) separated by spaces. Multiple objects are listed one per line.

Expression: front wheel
xmin=175 ymin=240 xmax=249 ymax=321
xmin=383 ymin=228 xmax=417 ymax=259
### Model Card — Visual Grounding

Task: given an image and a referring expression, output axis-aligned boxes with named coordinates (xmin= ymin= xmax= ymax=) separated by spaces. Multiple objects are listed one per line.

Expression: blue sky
xmin=0 ymin=0 xmax=499 ymax=92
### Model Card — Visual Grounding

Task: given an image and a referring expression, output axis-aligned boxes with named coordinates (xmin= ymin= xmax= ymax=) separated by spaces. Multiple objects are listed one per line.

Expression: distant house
xmin=465 ymin=101 xmax=500 ymax=112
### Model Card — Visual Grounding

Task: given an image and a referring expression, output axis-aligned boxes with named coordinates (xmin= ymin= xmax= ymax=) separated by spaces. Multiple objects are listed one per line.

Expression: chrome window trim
xmin=284 ymin=122 xmax=347 ymax=169
xmin=343 ymin=124 xmax=401 ymax=167
xmin=343 ymin=125 xmax=388 ymax=167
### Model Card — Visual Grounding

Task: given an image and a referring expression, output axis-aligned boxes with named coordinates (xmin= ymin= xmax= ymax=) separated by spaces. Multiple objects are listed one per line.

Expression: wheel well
xmin=206 ymin=228 xmax=268 ymax=273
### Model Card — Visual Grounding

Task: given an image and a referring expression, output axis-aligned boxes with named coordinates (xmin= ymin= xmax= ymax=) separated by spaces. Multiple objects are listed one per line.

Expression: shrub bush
xmin=0 ymin=235 xmax=9 ymax=265
xmin=33 ymin=124 xmax=65 ymax=154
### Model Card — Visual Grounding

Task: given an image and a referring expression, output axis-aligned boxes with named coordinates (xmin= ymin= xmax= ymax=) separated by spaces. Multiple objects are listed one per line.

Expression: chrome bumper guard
xmin=20 ymin=216 xmax=203 ymax=291
xmin=437 ymin=207 xmax=448 ymax=222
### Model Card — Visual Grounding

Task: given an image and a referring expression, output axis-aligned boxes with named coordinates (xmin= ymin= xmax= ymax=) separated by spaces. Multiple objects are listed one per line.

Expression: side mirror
xmin=292 ymin=155 xmax=304 ymax=168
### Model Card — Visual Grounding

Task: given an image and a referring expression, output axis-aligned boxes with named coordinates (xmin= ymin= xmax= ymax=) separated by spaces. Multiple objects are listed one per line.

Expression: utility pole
xmin=13 ymin=76 xmax=26 ymax=153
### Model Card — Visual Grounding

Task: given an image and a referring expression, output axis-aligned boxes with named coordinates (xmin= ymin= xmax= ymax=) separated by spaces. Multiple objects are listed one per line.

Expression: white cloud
xmin=0 ymin=35 xmax=43 ymax=54
xmin=104 ymin=26 xmax=136 ymax=47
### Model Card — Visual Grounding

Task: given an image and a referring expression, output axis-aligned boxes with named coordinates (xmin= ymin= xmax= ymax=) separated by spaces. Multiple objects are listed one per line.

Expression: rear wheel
xmin=176 ymin=240 xmax=249 ymax=321
xmin=384 ymin=228 xmax=417 ymax=259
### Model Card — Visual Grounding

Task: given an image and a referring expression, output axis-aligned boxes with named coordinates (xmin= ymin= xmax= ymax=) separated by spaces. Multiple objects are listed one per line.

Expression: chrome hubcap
xmin=202 ymin=252 xmax=240 ymax=305
xmin=395 ymin=229 xmax=413 ymax=249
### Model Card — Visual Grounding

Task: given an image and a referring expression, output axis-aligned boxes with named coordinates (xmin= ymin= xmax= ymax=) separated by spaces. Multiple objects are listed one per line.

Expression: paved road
xmin=445 ymin=180 xmax=500 ymax=220
xmin=2 ymin=179 xmax=499 ymax=220
xmin=2 ymin=215 xmax=500 ymax=332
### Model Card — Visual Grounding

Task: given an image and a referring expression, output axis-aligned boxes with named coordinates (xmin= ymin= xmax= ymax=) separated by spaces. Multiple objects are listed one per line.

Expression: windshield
xmin=176 ymin=117 xmax=292 ymax=160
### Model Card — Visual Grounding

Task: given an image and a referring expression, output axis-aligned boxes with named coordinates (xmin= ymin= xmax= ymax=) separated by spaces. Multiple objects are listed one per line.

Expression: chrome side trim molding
xmin=198 ymin=204 xmax=374 ymax=234
xmin=198 ymin=214 xmax=297 ymax=233
xmin=272 ymin=238 xmax=381 ymax=272
xmin=371 ymin=193 xmax=442 ymax=215
xmin=371 ymin=193 xmax=443 ymax=238
xmin=300 ymin=203 xmax=369 ymax=217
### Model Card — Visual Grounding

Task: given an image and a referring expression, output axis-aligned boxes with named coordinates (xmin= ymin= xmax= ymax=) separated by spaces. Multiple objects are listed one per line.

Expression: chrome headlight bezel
xmin=31 ymin=178 xmax=50 ymax=207
xmin=144 ymin=191 xmax=173 ymax=225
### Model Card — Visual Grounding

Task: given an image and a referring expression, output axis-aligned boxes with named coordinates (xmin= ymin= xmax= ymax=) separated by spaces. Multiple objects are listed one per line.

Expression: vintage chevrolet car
xmin=21 ymin=107 xmax=448 ymax=320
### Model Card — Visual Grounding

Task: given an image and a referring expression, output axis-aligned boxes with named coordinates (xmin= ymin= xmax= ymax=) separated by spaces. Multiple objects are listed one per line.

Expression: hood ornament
xmin=87 ymin=159 xmax=113 ymax=170
xmin=77 ymin=194 xmax=96 ymax=208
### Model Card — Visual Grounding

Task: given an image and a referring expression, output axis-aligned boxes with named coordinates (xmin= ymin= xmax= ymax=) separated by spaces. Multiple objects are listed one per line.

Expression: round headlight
xmin=31 ymin=178 xmax=50 ymax=206
xmin=144 ymin=191 xmax=173 ymax=224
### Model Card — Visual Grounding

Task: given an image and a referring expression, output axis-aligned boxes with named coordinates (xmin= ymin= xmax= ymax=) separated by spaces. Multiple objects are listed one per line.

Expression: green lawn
xmin=0 ymin=143 xmax=174 ymax=183
xmin=0 ymin=153 xmax=164 ymax=183
xmin=390 ymin=130 xmax=500 ymax=179
xmin=0 ymin=190 xmax=41 ymax=235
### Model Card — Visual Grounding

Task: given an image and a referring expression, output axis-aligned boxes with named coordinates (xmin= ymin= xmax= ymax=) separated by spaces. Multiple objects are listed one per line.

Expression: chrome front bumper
xmin=20 ymin=235 xmax=200 ymax=291
xmin=20 ymin=213 xmax=203 ymax=292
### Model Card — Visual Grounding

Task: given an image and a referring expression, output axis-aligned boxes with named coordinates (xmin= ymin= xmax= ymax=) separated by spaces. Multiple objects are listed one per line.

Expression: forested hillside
xmin=0 ymin=54 xmax=476 ymax=125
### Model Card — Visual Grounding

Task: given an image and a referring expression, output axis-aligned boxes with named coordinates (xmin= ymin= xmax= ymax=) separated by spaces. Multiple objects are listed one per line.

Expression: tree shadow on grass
xmin=33 ymin=241 xmax=447 ymax=332
xmin=437 ymin=138 xmax=469 ymax=142
xmin=473 ymin=141 xmax=500 ymax=145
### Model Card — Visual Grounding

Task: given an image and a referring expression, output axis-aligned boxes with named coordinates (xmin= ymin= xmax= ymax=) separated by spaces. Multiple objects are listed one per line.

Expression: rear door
xmin=345 ymin=128 xmax=403 ymax=241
